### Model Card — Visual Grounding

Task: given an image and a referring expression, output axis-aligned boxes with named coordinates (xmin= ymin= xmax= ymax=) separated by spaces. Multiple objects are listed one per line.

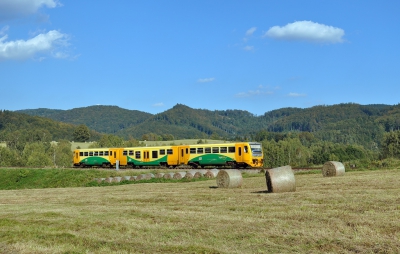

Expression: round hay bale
xmin=204 ymin=169 xmax=219 ymax=178
xmin=105 ymin=177 xmax=113 ymax=183
xmin=265 ymin=165 xmax=296 ymax=193
xmin=122 ymin=176 xmax=131 ymax=181
xmin=146 ymin=173 xmax=155 ymax=179
xmin=112 ymin=177 xmax=122 ymax=183
xmin=184 ymin=172 xmax=194 ymax=180
xmin=155 ymin=173 xmax=165 ymax=179
xmin=322 ymin=161 xmax=345 ymax=177
xmin=136 ymin=174 xmax=148 ymax=180
xmin=173 ymin=172 xmax=186 ymax=180
xmin=193 ymin=169 xmax=207 ymax=178
xmin=216 ymin=169 xmax=243 ymax=188
xmin=163 ymin=172 xmax=175 ymax=179
xmin=129 ymin=176 xmax=137 ymax=181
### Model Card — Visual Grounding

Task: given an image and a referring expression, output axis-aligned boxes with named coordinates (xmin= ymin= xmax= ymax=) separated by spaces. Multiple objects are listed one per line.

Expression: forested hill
xmin=15 ymin=103 xmax=400 ymax=146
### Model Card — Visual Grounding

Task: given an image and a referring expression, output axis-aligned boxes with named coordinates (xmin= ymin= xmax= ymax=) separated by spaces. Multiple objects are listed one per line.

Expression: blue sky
xmin=1 ymin=1 xmax=399 ymax=116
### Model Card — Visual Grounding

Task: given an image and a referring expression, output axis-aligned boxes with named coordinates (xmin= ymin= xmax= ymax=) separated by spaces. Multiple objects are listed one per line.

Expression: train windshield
xmin=250 ymin=143 xmax=263 ymax=156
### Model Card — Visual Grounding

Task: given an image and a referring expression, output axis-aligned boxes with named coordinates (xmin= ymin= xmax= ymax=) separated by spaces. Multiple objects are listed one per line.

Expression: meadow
xmin=0 ymin=168 xmax=399 ymax=253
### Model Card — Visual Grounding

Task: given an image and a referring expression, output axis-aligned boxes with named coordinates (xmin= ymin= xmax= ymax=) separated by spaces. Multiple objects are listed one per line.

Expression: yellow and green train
xmin=73 ymin=142 xmax=264 ymax=169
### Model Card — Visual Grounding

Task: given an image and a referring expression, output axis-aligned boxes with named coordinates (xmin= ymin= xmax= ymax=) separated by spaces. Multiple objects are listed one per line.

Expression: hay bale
xmin=97 ymin=178 xmax=105 ymax=183
xmin=163 ymin=172 xmax=175 ymax=179
xmin=136 ymin=174 xmax=148 ymax=180
xmin=184 ymin=172 xmax=194 ymax=180
xmin=146 ymin=173 xmax=155 ymax=179
xmin=322 ymin=161 xmax=345 ymax=177
xmin=265 ymin=165 xmax=296 ymax=193
xmin=204 ymin=169 xmax=219 ymax=178
xmin=194 ymin=169 xmax=207 ymax=178
xmin=129 ymin=176 xmax=137 ymax=181
xmin=122 ymin=176 xmax=131 ymax=181
xmin=216 ymin=169 xmax=243 ymax=188
xmin=173 ymin=172 xmax=186 ymax=180
xmin=112 ymin=177 xmax=122 ymax=183
xmin=155 ymin=173 xmax=165 ymax=179
xmin=105 ymin=177 xmax=113 ymax=183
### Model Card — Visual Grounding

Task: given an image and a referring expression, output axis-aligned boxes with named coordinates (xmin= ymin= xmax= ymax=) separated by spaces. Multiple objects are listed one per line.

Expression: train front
xmin=248 ymin=142 xmax=264 ymax=167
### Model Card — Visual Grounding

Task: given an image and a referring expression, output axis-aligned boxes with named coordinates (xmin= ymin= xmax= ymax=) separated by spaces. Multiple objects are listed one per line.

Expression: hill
xmin=15 ymin=103 xmax=400 ymax=147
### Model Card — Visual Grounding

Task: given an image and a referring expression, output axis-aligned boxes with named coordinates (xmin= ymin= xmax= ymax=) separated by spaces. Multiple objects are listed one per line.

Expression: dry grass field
xmin=0 ymin=169 xmax=399 ymax=253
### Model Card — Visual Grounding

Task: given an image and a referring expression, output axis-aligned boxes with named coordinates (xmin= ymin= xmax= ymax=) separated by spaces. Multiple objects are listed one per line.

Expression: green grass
xmin=0 ymin=168 xmax=399 ymax=253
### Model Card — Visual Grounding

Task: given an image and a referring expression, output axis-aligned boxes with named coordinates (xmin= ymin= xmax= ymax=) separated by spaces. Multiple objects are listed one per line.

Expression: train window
xmin=123 ymin=150 xmax=127 ymax=156
xmin=197 ymin=148 xmax=203 ymax=154
xmin=244 ymin=146 xmax=248 ymax=153
xmin=212 ymin=147 xmax=219 ymax=153
xmin=190 ymin=148 xmax=196 ymax=154
xmin=94 ymin=151 xmax=98 ymax=156
xmin=220 ymin=147 xmax=227 ymax=153
xmin=152 ymin=151 xmax=158 ymax=159
xmin=205 ymin=147 xmax=211 ymax=153
xmin=167 ymin=149 xmax=173 ymax=155
xmin=228 ymin=147 xmax=235 ymax=153
xmin=129 ymin=150 xmax=134 ymax=156
xmin=84 ymin=152 xmax=88 ymax=156
xmin=105 ymin=151 xmax=109 ymax=156
xmin=238 ymin=147 xmax=242 ymax=156
xmin=80 ymin=152 xmax=83 ymax=156
xmin=89 ymin=152 xmax=93 ymax=156
xmin=160 ymin=149 xmax=165 ymax=155
xmin=76 ymin=152 xmax=79 ymax=158
xmin=99 ymin=151 xmax=104 ymax=156
xmin=186 ymin=148 xmax=189 ymax=154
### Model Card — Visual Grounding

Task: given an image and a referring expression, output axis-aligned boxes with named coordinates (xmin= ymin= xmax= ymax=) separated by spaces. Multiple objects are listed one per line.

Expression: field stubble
xmin=0 ymin=169 xmax=399 ymax=253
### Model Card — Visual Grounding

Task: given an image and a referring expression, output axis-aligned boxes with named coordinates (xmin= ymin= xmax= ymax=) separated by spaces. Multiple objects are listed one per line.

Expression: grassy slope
xmin=0 ymin=169 xmax=399 ymax=253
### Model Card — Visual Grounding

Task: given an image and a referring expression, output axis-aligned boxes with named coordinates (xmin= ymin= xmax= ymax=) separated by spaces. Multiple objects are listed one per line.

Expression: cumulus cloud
xmin=287 ymin=92 xmax=306 ymax=97
xmin=0 ymin=0 xmax=59 ymax=21
xmin=243 ymin=45 xmax=254 ymax=51
xmin=197 ymin=78 xmax=215 ymax=83
xmin=0 ymin=30 xmax=69 ymax=61
xmin=264 ymin=21 xmax=344 ymax=43
xmin=245 ymin=27 xmax=257 ymax=36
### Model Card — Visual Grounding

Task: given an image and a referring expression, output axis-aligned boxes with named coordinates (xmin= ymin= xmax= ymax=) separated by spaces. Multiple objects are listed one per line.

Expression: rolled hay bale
xmin=112 ymin=176 xmax=122 ymax=183
xmin=216 ymin=169 xmax=243 ymax=188
xmin=184 ymin=172 xmax=194 ymax=180
xmin=173 ymin=172 xmax=186 ymax=180
xmin=194 ymin=169 xmax=208 ymax=178
xmin=129 ymin=175 xmax=137 ymax=181
xmin=122 ymin=176 xmax=131 ymax=181
xmin=163 ymin=172 xmax=175 ymax=179
xmin=265 ymin=165 xmax=296 ymax=193
xmin=322 ymin=161 xmax=345 ymax=177
xmin=204 ymin=169 xmax=219 ymax=178
xmin=105 ymin=177 xmax=113 ymax=183
xmin=146 ymin=173 xmax=155 ymax=179
xmin=136 ymin=174 xmax=148 ymax=181
xmin=155 ymin=173 xmax=165 ymax=179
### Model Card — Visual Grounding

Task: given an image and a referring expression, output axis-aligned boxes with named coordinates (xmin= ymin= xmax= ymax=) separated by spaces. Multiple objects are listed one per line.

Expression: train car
xmin=123 ymin=145 xmax=190 ymax=168
xmin=73 ymin=148 xmax=126 ymax=168
xmin=185 ymin=142 xmax=263 ymax=168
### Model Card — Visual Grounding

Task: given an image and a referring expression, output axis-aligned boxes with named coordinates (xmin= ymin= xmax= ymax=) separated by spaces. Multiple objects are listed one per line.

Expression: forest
xmin=1 ymin=103 xmax=400 ymax=168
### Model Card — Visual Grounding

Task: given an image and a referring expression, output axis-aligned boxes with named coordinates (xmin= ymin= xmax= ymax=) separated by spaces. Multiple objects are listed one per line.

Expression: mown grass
xmin=0 ymin=168 xmax=399 ymax=253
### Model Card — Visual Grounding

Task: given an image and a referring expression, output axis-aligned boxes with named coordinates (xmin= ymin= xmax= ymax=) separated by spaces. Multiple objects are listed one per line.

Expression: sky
xmin=0 ymin=0 xmax=399 ymax=116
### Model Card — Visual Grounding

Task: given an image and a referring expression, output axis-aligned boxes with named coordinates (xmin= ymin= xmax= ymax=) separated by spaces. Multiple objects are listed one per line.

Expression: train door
xmin=143 ymin=150 xmax=150 ymax=162
xmin=178 ymin=145 xmax=190 ymax=165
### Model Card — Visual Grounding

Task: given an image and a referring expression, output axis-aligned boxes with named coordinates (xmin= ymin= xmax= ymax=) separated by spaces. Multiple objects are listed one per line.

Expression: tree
xmin=73 ymin=125 xmax=90 ymax=142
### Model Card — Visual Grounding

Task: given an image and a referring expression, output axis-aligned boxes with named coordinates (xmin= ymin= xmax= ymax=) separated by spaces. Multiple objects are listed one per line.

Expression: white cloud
xmin=265 ymin=21 xmax=344 ymax=43
xmin=0 ymin=26 xmax=9 ymax=36
xmin=153 ymin=102 xmax=164 ymax=107
xmin=0 ymin=30 xmax=69 ymax=61
xmin=235 ymin=88 xmax=274 ymax=98
xmin=287 ymin=92 xmax=306 ymax=97
xmin=197 ymin=78 xmax=215 ymax=83
xmin=0 ymin=0 xmax=59 ymax=21
xmin=245 ymin=27 xmax=257 ymax=36
xmin=243 ymin=45 xmax=254 ymax=51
